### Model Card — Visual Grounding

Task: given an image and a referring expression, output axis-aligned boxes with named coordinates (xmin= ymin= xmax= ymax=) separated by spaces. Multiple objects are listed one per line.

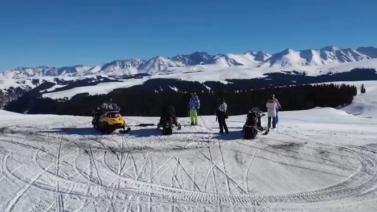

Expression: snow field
xmin=0 ymin=106 xmax=377 ymax=211
xmin=0 ymin=81 xmax=377 ymax=211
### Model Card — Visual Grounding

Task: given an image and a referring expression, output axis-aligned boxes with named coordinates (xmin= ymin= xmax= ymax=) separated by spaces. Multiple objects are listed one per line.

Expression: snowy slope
xmin=266 ymin=48 xmax=306 ymax=67
xmin=138 ymin=56 xmax=184 ymax=74
xmin=311 ymin=80 xmax=377 ymax=118
xmin=342 ymin=81 xmax=377 ymax=118
xmin=99 ymin=59 xmax=144 ymax=76
xmin=37 ymin=59 xmax=377 ymax=100
xmin=0 ymin=109 xmax=20 ymax=116
xmin=265 ymin=46 xmax=372 ymax=67
xmin=42 ymin=78 xmax=147 ymax=99
xmin=1 ymin=87 xmax=377 ymax=211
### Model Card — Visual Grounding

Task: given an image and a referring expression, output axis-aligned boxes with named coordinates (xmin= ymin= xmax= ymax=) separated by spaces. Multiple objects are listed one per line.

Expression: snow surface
xmin=1 ymin=83 xmax=377 ymax=211
xmin=342 ymin=81 xmax=377 ymax=118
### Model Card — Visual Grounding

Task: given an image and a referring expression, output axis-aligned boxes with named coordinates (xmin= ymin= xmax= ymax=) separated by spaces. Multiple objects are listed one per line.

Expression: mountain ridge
xmin=2 ymin=46 xmax=377 ymax=79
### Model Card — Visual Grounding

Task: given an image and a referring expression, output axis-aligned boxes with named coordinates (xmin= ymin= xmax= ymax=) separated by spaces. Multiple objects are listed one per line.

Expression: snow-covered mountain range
xmin=1 ymin=46 xmax=377 ymax=80
xmin=1 ymin=46 xmax=377 ymax=101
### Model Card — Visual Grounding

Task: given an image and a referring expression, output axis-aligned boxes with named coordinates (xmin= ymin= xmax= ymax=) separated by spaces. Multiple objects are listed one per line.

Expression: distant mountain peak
xmin=357 ymin=46 xmax=377 ymax=58
xmin=282 ymin=48 xmax=295 ymax=53
xmin=321 ymin=46 xmax=340 ymax=51
xmin=171 ymin=51 xmax=215 ymax=65
xmin=246 ymin=51 xmax=271 ymax=62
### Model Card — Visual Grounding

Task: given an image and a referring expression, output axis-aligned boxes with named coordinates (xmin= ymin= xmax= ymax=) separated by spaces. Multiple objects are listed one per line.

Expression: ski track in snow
xmin=1 ymin=86 xmax=377 ymax=211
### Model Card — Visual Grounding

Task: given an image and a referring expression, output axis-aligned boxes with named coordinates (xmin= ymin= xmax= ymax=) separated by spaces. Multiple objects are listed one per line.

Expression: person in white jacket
xmin=266 ymin=98 xmax=277 ymax=132
xmin=272 ymin=94 xmax=282 ymax=125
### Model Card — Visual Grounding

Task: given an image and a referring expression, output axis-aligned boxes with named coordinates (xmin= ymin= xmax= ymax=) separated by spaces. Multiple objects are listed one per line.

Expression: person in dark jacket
xmin=216 ymin=97 xmax=229 ymax=134
xmin=100 ymin=98 xmax=120 ymax=112
xmin=158 ymin=104 xmax=181 ymax=129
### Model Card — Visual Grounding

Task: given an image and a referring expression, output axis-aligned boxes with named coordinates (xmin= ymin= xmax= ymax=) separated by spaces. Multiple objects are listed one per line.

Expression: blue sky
xmin=0 ymin=0 xmax=376 ymax=70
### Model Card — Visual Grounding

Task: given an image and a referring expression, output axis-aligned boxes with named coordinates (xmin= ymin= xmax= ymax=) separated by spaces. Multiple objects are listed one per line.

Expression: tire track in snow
xmin=3 ymin=127 xmax=377 ymax=210
xmin=244 ymin=149 xmax=260 ymax=193
xmin=3 ymin=150 xmax=56 ymax=212
xmin=55 ymin=140 xmax=64 ymax=212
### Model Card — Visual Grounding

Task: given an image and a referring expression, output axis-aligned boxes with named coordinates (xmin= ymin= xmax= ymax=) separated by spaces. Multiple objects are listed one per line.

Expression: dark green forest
xmin=6 ymin=83 xmax=357 ymax=117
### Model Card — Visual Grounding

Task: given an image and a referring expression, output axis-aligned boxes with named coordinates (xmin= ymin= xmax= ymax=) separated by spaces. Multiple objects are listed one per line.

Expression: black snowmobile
xmin=157 ymin=105 xmax=181 ymax=135
xmin=242 ymin=107 xmax=265 ymax=139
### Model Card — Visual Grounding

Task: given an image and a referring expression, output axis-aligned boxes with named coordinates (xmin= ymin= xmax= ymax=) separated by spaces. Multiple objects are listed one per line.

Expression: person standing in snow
xmin=272 ymin=94 xmax=282 ymax=125
xmin=216 ymin=97 xmax=229 ymax=134
xmin=361 ymin=84 xmax=366 ymax=94
xmin=188 ymin=92 xmax=200 ymax=125
xmin=266 ymin=97 xmax=277 ymax=132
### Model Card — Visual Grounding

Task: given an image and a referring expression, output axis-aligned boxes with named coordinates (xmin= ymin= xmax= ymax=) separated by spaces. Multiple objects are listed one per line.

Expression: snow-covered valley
xmin=0 ymin=81 xmax=376 ymax=211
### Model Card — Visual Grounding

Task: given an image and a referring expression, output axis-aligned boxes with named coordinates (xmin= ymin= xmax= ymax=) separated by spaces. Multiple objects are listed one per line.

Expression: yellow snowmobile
xmin=92 ymin=103 xmax=131 ymax=134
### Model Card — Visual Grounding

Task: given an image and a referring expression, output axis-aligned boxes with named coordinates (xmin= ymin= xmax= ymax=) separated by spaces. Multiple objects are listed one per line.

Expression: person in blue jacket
xmin=188 ymin=92 xmax=200 ymax=125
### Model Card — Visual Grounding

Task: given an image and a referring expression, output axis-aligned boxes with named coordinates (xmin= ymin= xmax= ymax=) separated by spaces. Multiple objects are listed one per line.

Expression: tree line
xmin=6 ymin=83 xmax=357 ymax=117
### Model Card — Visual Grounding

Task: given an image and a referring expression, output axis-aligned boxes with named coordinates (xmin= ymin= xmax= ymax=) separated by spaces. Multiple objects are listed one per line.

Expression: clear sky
xmin=0 ymin=0 xmax=376 ymax=70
